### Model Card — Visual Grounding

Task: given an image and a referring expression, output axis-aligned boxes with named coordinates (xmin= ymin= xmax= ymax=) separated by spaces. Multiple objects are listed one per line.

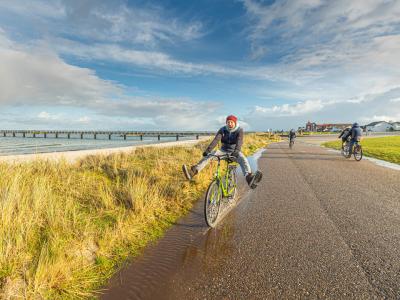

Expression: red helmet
xmin=226 ymin=115 xmax=238 ymax=124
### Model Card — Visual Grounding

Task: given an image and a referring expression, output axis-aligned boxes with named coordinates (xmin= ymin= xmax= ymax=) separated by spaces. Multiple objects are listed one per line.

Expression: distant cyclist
xmin=289 ymin=129 xmax=296 ymax=145
xmin=348 ymin=123 xmax=362 ymax=155
xmin=182 ymin=115 xmax=262 ymax=188
xmin=338 ymin=126 xmax=351 ymax=147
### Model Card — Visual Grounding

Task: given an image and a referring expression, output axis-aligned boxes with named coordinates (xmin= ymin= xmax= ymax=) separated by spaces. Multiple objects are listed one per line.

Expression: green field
xmin=323 ymin=136 xmax=400 ymax=164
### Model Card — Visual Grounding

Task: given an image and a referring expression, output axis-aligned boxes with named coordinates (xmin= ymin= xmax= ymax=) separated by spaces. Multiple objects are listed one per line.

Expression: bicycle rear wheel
xmin=204 ymin=180 xmax=221 ymax=227
xmin=354 ymin=145 xmax=363 ymax=161
xmin=343 ymin=145 xmax=351 ymax=158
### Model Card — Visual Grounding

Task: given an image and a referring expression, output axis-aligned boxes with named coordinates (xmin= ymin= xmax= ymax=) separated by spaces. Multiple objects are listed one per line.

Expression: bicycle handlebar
xmin=207 ymin=153 xmax=237 ymax=162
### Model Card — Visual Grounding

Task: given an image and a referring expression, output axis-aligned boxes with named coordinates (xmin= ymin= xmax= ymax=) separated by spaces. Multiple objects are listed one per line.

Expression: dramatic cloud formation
xmin=0 ymin=0 xmax=399 ymax=130
xmin=0 ymin=27 xmax=226 ymax=130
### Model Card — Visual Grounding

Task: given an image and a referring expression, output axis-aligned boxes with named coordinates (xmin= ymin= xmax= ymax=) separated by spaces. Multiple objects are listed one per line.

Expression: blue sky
xmin=0 ymin=0 xmax=400 ymax=130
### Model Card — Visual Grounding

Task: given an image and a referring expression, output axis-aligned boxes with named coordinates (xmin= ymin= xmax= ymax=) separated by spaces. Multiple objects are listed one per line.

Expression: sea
xmin=0 ymin=134 xmax=195 ymax=156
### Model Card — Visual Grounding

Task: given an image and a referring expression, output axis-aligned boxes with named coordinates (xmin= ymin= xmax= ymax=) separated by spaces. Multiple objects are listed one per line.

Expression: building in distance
xmin=305 ymin=121 xmax=352 ymax=132
xmin=366 ymin=121 xmax=400 ymax=132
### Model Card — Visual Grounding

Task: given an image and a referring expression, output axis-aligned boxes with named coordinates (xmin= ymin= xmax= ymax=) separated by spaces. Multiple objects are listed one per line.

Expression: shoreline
xmin=0 ymin=137 xmax=209 ymax=164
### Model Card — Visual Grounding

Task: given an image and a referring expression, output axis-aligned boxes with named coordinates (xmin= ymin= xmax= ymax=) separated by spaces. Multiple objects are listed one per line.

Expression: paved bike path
xmin=103 ymin=141 xmax=400 ymax=299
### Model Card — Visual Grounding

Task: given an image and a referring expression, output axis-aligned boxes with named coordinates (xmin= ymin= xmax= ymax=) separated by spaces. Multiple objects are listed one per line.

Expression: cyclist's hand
xmin=231 ymin=150 xmax=239 ymax=158
xmin=202 ymin=151 xmax=209 ymax=157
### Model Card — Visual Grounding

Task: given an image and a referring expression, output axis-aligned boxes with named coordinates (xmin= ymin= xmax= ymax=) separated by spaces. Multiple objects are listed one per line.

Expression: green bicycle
xmin=204 ymin=154 xmax=238 ymax=227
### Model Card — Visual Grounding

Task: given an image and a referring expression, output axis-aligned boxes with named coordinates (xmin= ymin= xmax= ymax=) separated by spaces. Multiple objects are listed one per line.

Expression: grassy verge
xmin=323 ymin=136 xmax=400 ymax=164
xmin=0 ymin=133 xmax=279 ymax=299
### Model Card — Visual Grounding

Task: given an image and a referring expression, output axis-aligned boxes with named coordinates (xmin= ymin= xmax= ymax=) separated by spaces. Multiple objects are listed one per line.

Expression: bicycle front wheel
xmin=343 ymin=145 xmax=351 ymax=158
xmin=227 ymin=166 xmax=237 ymax=200
xmin=204 ymin=180 xmax=222 ymax=227
xmin=354 ymin=145 xmax=363 ymax=161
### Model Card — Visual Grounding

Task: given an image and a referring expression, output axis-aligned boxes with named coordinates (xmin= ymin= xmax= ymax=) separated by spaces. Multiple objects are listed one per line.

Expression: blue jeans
xmin=348 ymin=140 xmax=359 ymax=155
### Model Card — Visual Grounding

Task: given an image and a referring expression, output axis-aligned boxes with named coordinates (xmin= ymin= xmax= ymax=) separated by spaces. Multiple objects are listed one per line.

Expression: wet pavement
xmin=101 ymin=141 xmax=400 ymax=299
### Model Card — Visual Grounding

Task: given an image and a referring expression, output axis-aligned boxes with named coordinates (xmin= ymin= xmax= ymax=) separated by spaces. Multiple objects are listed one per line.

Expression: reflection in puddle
xmin=181 ymin=215 xmax=236 ymax=272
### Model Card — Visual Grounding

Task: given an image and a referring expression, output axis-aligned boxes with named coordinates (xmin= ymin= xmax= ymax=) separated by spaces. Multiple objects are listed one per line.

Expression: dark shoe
xmin=246 ymin=173 xmax=254 ymax=186
xmin=246 ymin=171 xmax=263 ymax=189
xmin=190 ymin=165 xmax=198 ymax=177
xmin=182 ymin=165 xmax=198 ymax=180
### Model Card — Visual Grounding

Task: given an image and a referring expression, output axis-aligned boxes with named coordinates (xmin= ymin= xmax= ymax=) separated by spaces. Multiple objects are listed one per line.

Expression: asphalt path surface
xmin=103 ymin=140 xmax=400 ymax=299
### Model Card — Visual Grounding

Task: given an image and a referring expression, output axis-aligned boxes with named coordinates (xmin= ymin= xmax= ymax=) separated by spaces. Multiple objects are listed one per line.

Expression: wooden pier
xmin=0 ymin=130 xmax=213 ymax=141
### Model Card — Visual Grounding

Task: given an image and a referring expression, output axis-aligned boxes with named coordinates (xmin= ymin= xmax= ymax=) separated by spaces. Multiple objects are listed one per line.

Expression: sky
xmin=0 ymin=0 xmax=400 ymax=131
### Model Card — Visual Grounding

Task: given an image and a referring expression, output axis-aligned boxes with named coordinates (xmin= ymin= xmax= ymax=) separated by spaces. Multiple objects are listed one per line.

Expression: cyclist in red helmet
xmin=182 ymin=115 xmax=262 ymax=188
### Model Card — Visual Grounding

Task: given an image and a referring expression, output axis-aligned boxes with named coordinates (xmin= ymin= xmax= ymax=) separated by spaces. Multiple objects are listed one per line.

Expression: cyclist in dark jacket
xmin=348 ymin=123 xmax=362 ymax=154
xmin=289 ymin=129 xmax=296 ymax=144
xmin=182 ymin=115 xmax=260 ymax=187
xmin=338 ymin=127 xmax=351 ymax=146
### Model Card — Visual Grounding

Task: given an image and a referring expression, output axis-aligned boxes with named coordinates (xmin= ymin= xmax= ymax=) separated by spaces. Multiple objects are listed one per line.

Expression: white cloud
xmin=89 ymin=98 xmax=223 ymax=130
xmin=0 ymin=0 xmax=65 ymax=19
xmin=53 ymin=39 xmax=240 ymax=76
xmin=0 ymin=31 xmax=120 ymax=106
xmin=241 ymin=0 xmax=400 ymax=88
xmin=245 ymin=86 xmax=400 ymax=129
xmin=87 ymin=5 xmax=203 ymax=44
xmin=0 ymin=30 xmax=225 ymax=130
xmin=38 ymin=111 xmax=60 ymax=120
xmin=238 ymin=0 xmax=400 ymax=129
xmin=0 ymin=0 xmax=203 ymax=46
xmin=242 ymin=0 xmax=400 ymax=51
xmin=360 ymin=115 xmax=400 ymax=123
xmin=252 ymin=99 xmax=327 ymax=117
xmin=78 ymin=116 xmax=90 ymax=124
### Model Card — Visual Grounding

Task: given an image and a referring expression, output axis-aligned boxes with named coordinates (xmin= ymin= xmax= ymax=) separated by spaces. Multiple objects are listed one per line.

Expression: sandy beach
xmin=0 ymin=138 xmax=208 ymax=164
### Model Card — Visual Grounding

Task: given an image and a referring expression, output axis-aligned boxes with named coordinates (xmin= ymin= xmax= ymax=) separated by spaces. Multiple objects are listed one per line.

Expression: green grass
xmin=323 ymin=136 xmax=400 ymax=164
xmin=0 ymin=133 xmax=278 ymax=299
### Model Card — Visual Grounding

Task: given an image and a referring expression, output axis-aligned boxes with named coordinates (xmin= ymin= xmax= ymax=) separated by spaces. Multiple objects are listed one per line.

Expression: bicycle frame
xmin=211 ymin=155 xmax=237 ymax=198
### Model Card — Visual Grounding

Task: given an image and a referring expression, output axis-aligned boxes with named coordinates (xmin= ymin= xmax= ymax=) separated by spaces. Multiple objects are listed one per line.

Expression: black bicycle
xmin=341 ymin=141 xmax=349 ymax=157
xmin=352 ymin=143 xmax=363 ymax=161
xmin=343 ymin=142 xmax=363 ymax=161
xmin=289 ymin=138 xmax=295 ymax=149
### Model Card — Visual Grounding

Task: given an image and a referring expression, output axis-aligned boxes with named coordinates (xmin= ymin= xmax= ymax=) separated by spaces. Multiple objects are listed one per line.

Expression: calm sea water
xmin=0 ymin=135 xmax=194 ymax=156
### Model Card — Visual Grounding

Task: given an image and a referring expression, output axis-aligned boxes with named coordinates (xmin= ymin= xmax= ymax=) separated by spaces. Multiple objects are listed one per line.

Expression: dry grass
xmin=0 ymin=133 xmax=278 ymax=299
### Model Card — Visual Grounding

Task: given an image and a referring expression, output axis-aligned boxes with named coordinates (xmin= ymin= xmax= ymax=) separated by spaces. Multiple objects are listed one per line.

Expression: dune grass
xmin=0 ymin=133 xmax=278 ymax=299
xmin=323 ymin=136 xmax=400 ymax=164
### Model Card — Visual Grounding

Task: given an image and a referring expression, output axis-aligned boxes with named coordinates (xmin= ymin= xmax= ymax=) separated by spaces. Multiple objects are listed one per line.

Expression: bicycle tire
xmin=227 ymin=166 xmax=237 ymax=200
xmin=289 ymin=140 xmax=294 ymax=149
xmin=204 ymin=180 xmax=221 ymax=227
xmin=354 ymin=145 xmax=363 ymax=161
xmin=341 ymin=145 xmax=346 ymax=157
xmin=343 ymin=145 xmax=351 ymax=158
